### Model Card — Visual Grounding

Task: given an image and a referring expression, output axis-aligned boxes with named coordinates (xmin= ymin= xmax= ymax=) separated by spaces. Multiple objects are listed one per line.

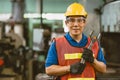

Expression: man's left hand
xmin=82 ymin=48 xmax=94 ymax=63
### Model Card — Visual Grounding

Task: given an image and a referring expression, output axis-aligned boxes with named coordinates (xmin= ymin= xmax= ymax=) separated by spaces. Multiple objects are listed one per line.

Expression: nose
xmin=73 ymin=20 xmax=79 ymax=26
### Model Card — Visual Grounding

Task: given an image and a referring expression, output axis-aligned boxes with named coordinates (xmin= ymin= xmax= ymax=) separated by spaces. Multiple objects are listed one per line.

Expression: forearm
xmin=46 ymin=65 xmax=70 ymax=76
xmin=92 ymin=59 xmax=106 ymax=73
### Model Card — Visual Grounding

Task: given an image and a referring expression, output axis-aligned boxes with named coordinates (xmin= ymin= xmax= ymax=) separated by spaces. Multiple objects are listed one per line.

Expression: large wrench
xmin=80 ymin=32 xmax=101 ymax=64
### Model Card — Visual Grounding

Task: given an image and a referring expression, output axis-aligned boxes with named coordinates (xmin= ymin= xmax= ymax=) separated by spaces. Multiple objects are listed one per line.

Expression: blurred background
xmin=0 ymin=0 xmax=120 ymax=80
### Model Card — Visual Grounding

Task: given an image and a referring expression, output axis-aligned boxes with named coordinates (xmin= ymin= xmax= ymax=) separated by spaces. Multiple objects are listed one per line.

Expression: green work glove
xmin=70 ymin=62 xmax=86 ymax=74
xmin=82 ymin=48 xmax=94 ymax=63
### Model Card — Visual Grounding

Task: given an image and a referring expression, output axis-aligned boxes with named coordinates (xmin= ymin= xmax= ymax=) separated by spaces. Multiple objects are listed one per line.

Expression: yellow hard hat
xmin=65 ymin=2 xmax=87 ymax=17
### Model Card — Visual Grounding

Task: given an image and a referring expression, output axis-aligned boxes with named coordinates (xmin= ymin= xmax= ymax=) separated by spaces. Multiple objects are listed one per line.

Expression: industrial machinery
xmin=96 ymin=32 xmax=120 ymax=80
xmin=0 ymin=37 xmax=35 ymax=80
xmin=0 ymin=26 xmax=32 ymax=80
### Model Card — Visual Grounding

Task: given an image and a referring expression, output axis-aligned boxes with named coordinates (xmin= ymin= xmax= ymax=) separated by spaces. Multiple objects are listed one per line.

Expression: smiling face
xmin=65 ymin=16 xmax=86 ymax=37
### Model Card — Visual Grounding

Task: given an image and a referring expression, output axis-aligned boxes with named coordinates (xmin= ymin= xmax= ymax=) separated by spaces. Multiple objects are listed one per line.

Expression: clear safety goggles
xmin=66 ymin=17 xmax=86 ymax=23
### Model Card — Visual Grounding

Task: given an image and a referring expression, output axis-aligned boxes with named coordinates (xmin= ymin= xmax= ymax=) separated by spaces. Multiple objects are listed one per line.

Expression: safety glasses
xmin=66 ymin=17 xmax=86 ymax=23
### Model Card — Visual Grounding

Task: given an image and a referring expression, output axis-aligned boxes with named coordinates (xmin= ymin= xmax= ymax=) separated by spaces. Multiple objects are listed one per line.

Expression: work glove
xmin=82 ymin=48 xmax=94 ymax=63
xmin=70 ymin=62 xmax=86 ymax=74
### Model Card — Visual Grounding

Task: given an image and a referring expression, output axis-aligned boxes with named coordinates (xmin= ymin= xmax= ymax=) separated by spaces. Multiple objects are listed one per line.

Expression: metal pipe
xmin=40 ymin=0 xmax=43 ymax=28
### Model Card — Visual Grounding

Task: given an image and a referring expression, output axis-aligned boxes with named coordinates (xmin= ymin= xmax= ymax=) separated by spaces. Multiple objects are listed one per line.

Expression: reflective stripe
xmin=68 ymin=78 xmax=95 ymax=80
xmin=64 ymin=53 xmax=82 ymax=59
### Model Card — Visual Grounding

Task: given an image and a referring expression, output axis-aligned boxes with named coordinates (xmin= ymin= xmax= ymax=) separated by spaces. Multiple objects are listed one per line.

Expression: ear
xmin=65 ymin=20 xmax=68 ymax=25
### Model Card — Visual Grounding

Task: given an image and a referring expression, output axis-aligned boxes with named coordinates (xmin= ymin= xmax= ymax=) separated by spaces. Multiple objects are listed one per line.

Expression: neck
xmin=70 ymin=33 xmax=82 ymax=43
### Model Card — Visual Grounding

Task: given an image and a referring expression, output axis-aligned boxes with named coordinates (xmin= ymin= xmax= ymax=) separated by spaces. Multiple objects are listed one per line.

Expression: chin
xmin=72 ymin=33 xmax=80 ymax=36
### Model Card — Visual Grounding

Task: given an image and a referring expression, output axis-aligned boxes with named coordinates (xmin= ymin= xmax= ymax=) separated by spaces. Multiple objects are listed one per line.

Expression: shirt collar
xmin=65 ymin=32 xmax=87 ymax=47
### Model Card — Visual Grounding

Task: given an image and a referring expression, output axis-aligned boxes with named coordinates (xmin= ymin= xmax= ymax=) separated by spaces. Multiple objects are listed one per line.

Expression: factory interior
xmin=0 ymin=0 xmax=120 ymax=80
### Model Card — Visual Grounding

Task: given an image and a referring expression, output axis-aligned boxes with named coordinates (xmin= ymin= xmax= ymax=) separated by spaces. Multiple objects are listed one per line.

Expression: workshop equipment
xmin=96 ymin=32 xmax=120 ymax=80
xmin=35 ymin=73 xmax=53 ymax=80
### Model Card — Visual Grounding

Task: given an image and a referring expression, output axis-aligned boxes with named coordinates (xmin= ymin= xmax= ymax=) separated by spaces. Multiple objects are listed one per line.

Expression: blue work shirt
xmin=45 ymin=32 xmax=106 ymax=67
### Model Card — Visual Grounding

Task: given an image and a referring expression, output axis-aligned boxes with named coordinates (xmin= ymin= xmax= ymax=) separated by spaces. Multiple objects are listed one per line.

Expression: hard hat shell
xmin=65 ymin=2 xmax=87 ymax=17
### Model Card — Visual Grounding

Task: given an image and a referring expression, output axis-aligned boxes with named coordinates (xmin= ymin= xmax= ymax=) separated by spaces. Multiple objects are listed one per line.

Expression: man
xmin=45 ymin=2 xmax=106 ymax=80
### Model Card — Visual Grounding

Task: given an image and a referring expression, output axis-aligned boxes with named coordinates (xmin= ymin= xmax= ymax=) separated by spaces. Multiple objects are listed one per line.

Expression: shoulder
xmin=54 ymin=36 xmax=65 ymax=42
xmin=50 ymin=36 xmax=65 ymax=47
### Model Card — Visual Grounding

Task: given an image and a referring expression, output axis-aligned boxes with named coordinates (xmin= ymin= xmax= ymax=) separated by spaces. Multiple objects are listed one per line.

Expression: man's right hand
xmin=70 ymin=62 xmax=86 ymax=74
